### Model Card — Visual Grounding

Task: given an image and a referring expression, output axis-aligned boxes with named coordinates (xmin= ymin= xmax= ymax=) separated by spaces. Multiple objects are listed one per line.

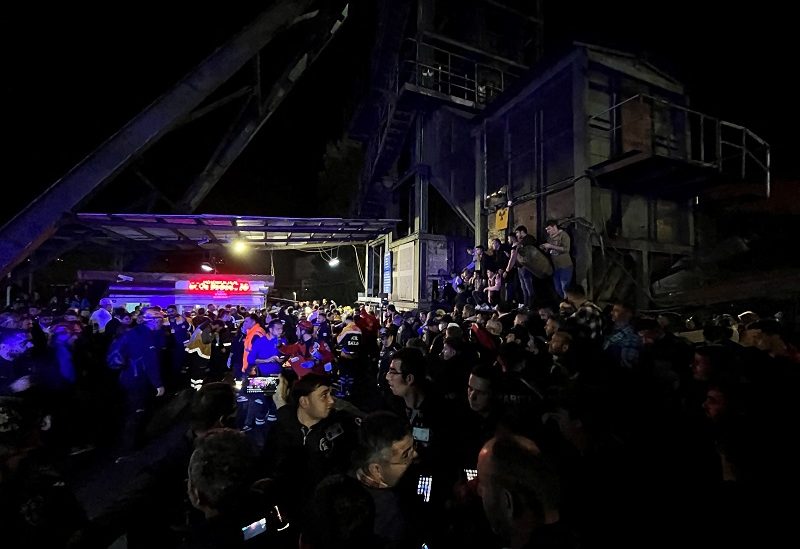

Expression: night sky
xmin=2 ymin=1 xmax=795 ymax=229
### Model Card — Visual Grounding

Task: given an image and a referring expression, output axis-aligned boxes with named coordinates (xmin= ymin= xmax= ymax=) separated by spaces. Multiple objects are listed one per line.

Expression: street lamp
xmin=231 ymin=239 xmax=248 ymax=255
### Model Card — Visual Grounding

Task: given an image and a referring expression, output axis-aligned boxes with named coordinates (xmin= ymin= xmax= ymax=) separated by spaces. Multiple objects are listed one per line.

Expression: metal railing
xmin=396 ymin=38 xmax=517 ymax=104
xmin=363 ymin=38 xmax=520 ymax=188
xmin=588 ymin=94 xmax=770 ymax=191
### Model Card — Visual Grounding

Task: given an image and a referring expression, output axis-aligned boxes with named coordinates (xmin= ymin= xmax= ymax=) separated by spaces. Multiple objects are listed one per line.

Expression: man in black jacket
xmin=352 ymin=411 xmax=421 ymax=548
xmin=262 ymin=373 xmax=359 ymax=524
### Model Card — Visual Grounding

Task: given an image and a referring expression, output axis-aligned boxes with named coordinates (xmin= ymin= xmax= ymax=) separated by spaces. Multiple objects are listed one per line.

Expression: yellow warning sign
xmin=495 ymin=207 xmax=509 ymax=230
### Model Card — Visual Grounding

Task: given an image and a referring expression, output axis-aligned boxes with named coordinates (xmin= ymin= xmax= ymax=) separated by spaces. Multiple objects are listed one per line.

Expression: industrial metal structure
xmin=351 ymin=1 xmax=769 ymax=309
xmin=477 ymin=43 xmax=770 ymax=309
xmin=351 ymin=0 xmax=544 ymax=309
xmin=0 ymin=0 xmax=774 ymax=310
xmin=0 ymin=0 xmax=351 ymax=279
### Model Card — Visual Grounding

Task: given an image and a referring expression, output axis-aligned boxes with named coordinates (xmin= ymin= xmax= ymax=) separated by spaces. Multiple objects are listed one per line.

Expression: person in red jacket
xmin=355 ymin=306 xmax=380 ymax=361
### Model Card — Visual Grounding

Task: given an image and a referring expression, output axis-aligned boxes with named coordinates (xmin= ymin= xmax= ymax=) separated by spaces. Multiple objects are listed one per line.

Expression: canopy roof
xmin=67 ymin=213 xmax=398 ymax=251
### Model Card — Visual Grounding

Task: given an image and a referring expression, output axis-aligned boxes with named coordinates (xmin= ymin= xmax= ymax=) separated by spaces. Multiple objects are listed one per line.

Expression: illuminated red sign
xmin=187 ymin=279 xmax=251 ymax=293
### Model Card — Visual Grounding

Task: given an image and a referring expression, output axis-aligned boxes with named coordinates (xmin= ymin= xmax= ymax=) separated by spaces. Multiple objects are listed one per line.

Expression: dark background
xmin=1 ymin=1 xmax=794 ymax=226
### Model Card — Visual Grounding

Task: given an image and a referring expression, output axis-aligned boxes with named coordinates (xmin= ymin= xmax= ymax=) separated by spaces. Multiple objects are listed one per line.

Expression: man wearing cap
xmin=90 ymin=297 xmax=114 ymax=334
xmin=377 ymin=326 xmax=401 ymax=399
xmin=422 ymin=318 xmax=441 ymax=354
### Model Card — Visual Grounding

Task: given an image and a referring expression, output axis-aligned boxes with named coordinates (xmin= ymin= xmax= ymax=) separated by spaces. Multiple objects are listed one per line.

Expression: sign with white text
xmin=185 ymin=279 xmax=251 ymax=293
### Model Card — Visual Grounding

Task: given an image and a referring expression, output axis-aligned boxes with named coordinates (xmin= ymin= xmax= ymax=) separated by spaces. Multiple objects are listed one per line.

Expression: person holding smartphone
xmin=242 ymin=319 xmax=285 ymax=431
xmin=185 ymin=429 xmax=258 ymax=548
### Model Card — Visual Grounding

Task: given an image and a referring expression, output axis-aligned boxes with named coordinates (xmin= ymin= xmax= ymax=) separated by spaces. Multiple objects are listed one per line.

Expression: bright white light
xmin=200 ymin=262 xmax=214 ymax=272
xmin=232 ymin=240 xmax=248 ymax=254
xmin=328 ymin=258 xmax=340 ymax=267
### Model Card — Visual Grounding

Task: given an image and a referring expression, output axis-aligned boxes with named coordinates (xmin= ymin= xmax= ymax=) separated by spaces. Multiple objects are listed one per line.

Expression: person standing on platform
xmin=540 ymin=220 xmax=573 ymax=299
xmin=510 ymin=226 xmax=538 ymax=309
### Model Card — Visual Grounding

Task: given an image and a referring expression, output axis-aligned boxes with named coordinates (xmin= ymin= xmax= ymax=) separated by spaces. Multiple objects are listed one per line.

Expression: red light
xmin=187 ymin=279 xmax=251 ymax=293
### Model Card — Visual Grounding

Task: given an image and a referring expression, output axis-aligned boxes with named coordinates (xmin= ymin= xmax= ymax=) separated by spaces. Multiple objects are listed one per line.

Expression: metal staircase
xmin=367 ymin=103 xmax=416 ymax=186
xmin=358 ymin=41 xmax=521 ymax=217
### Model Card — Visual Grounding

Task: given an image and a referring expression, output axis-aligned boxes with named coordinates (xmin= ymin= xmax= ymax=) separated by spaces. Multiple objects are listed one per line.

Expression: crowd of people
xmin=1 ymin=242 xmax=800 ymax=548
